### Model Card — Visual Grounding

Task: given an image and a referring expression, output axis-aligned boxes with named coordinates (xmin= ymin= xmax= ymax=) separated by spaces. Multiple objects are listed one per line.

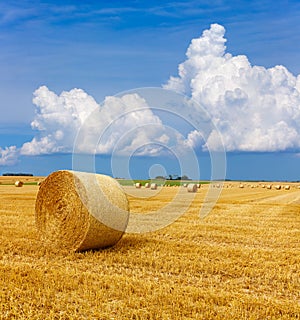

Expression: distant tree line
xmin=155 ymin=174 xmax=190 ymax=180
xmin=2 ymin=173 xmax=33 ymax=176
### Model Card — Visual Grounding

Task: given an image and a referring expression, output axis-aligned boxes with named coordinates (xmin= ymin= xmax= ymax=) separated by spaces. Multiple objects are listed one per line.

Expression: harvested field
xmin=0 ymin=176 xmax=44 ymax=185
xmin=0 ymin=179 xmax=300 ymax=319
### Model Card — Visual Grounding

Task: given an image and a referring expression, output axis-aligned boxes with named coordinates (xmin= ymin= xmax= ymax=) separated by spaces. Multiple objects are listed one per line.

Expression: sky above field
xmin=1 ymin=0 xmax=300 ymax=180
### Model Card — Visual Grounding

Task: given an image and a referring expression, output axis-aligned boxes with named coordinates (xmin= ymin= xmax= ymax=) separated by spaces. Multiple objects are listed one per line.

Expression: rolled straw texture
xmin=187 ymin=183 xmax=197 ymax=193
xmin=35 ymin=170 xmax=129 ymax=252
xmin=150 ymin=183 xmax=157 ymax=190
xmin=15 ymin=181 xmax=23 ymax=187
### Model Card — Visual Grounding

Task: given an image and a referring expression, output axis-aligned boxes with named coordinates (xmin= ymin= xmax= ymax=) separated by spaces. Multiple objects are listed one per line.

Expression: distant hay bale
xmin=261 ymin=185 xmax=265 ymax=188
xmin=284 ymin=185 xmax=290 ymax=190
xmin=35 ymin=170 xmax=129 ymax=252
xmin=15 ymin=181 xmax=23 ymax=187
xmin=144 ymin=182 xmax=150 ymax=188
xmin=135 ymin=182 xmax=141 ymax=188
xmin=183 ymin=183 xmax=187 ymax=187
xmin=196 ymin=183 xmax=201 ymax=188
xmin=150 ymin=183 xmax=157 ymax=190
xmin=266 ymin=185 xmax=272 ymax=189
xmin=275 ymin=185 xmax=281 ymax=190
xmin=239 ymin=184 xmax=244 ymax=188
xmin=187 ymin=183 xmax=197 ymax=193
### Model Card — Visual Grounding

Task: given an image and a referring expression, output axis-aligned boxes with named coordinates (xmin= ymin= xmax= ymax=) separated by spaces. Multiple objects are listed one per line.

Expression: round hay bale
xmin=187 ymin=183 xmax=197 ymax=193
xmin=275 ymin=185 xmax=281 ymax=190
xmin=150 ymin=183 xmax=157 ymax=190
xmin=35 ymin=170 xmax=129 ymax=252
xmin=261 ymin=184 xmax=265 ymax=188
xmin=266 ymin=185 xmax=272 ymax=189
xmin=144 ymin=182 xmax=150 ymax=188
xmin=239 ymin=184 xmax=244 ymax=188
xmin=135 ymin=182 xmax=141 ymax=188
xmin=15 ymin=181 xmax=23 ymax=187
xmin=196 ymin=183 xmax=201 ymax=188
xmin=284 ymin=185 xmax=290 ymax=190
xmin=183 ymin=183 xmax=187 ymax=187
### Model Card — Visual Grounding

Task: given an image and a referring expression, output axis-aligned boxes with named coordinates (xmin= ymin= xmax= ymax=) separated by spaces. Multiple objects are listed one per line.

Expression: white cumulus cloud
xmin=1 ymin=23 xmax=300 ymax=166
xmin=164 ymin=23 xmax=300 ymax=152
xmin=75 ymin=93 xmax=173 ymax=156
xmin=16 ymin=86 xmax=177 ymax=159
xmin=0 ymin=146 xmax=19 ymax=166
xmin=20 ymin=86 xmax=99 ymax=156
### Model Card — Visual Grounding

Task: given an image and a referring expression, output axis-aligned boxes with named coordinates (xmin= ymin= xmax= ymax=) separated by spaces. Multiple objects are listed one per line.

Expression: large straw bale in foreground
xmin=35 ymin=170 xmax=129 ymax=252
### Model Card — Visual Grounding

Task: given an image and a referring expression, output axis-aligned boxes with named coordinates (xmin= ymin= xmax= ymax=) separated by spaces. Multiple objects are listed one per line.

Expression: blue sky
xmin=1 ymin=0 xmax=300 ymax=180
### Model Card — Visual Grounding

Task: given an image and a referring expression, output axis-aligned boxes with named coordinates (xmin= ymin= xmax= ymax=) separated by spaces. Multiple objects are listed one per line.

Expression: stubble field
xmin=0 ymin=177 xmax=300 ymax=319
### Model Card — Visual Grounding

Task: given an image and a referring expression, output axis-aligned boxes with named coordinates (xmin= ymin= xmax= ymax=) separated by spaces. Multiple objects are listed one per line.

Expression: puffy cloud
xmin=0 ymin=85 xmax=186 ymax=165
xmin=65 ymin=92 xmax=174 ymax=156
xmin=19 ymin=86 xmax=174 ymax=158
xmin=164 ymin=23 xmax=300 ymax=152
xmin=2 ymin=23 xmax=300 ymax=166
xmin=0 ymin=146 xmax=19 ymax=166
xmin=184 ymin=130 xmax=204 ymax=149
xmin=20 ymin=86 xmax=99 ymax=155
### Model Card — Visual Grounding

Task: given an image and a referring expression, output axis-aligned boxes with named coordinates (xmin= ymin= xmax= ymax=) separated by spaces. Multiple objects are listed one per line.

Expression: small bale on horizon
xmin=150 ymin=183 xmax=157 ymax=190
xmin=15 ymin=181 xmax=23 ymax=187
xmin=187 ymin=183 xmax=197 ymax=193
